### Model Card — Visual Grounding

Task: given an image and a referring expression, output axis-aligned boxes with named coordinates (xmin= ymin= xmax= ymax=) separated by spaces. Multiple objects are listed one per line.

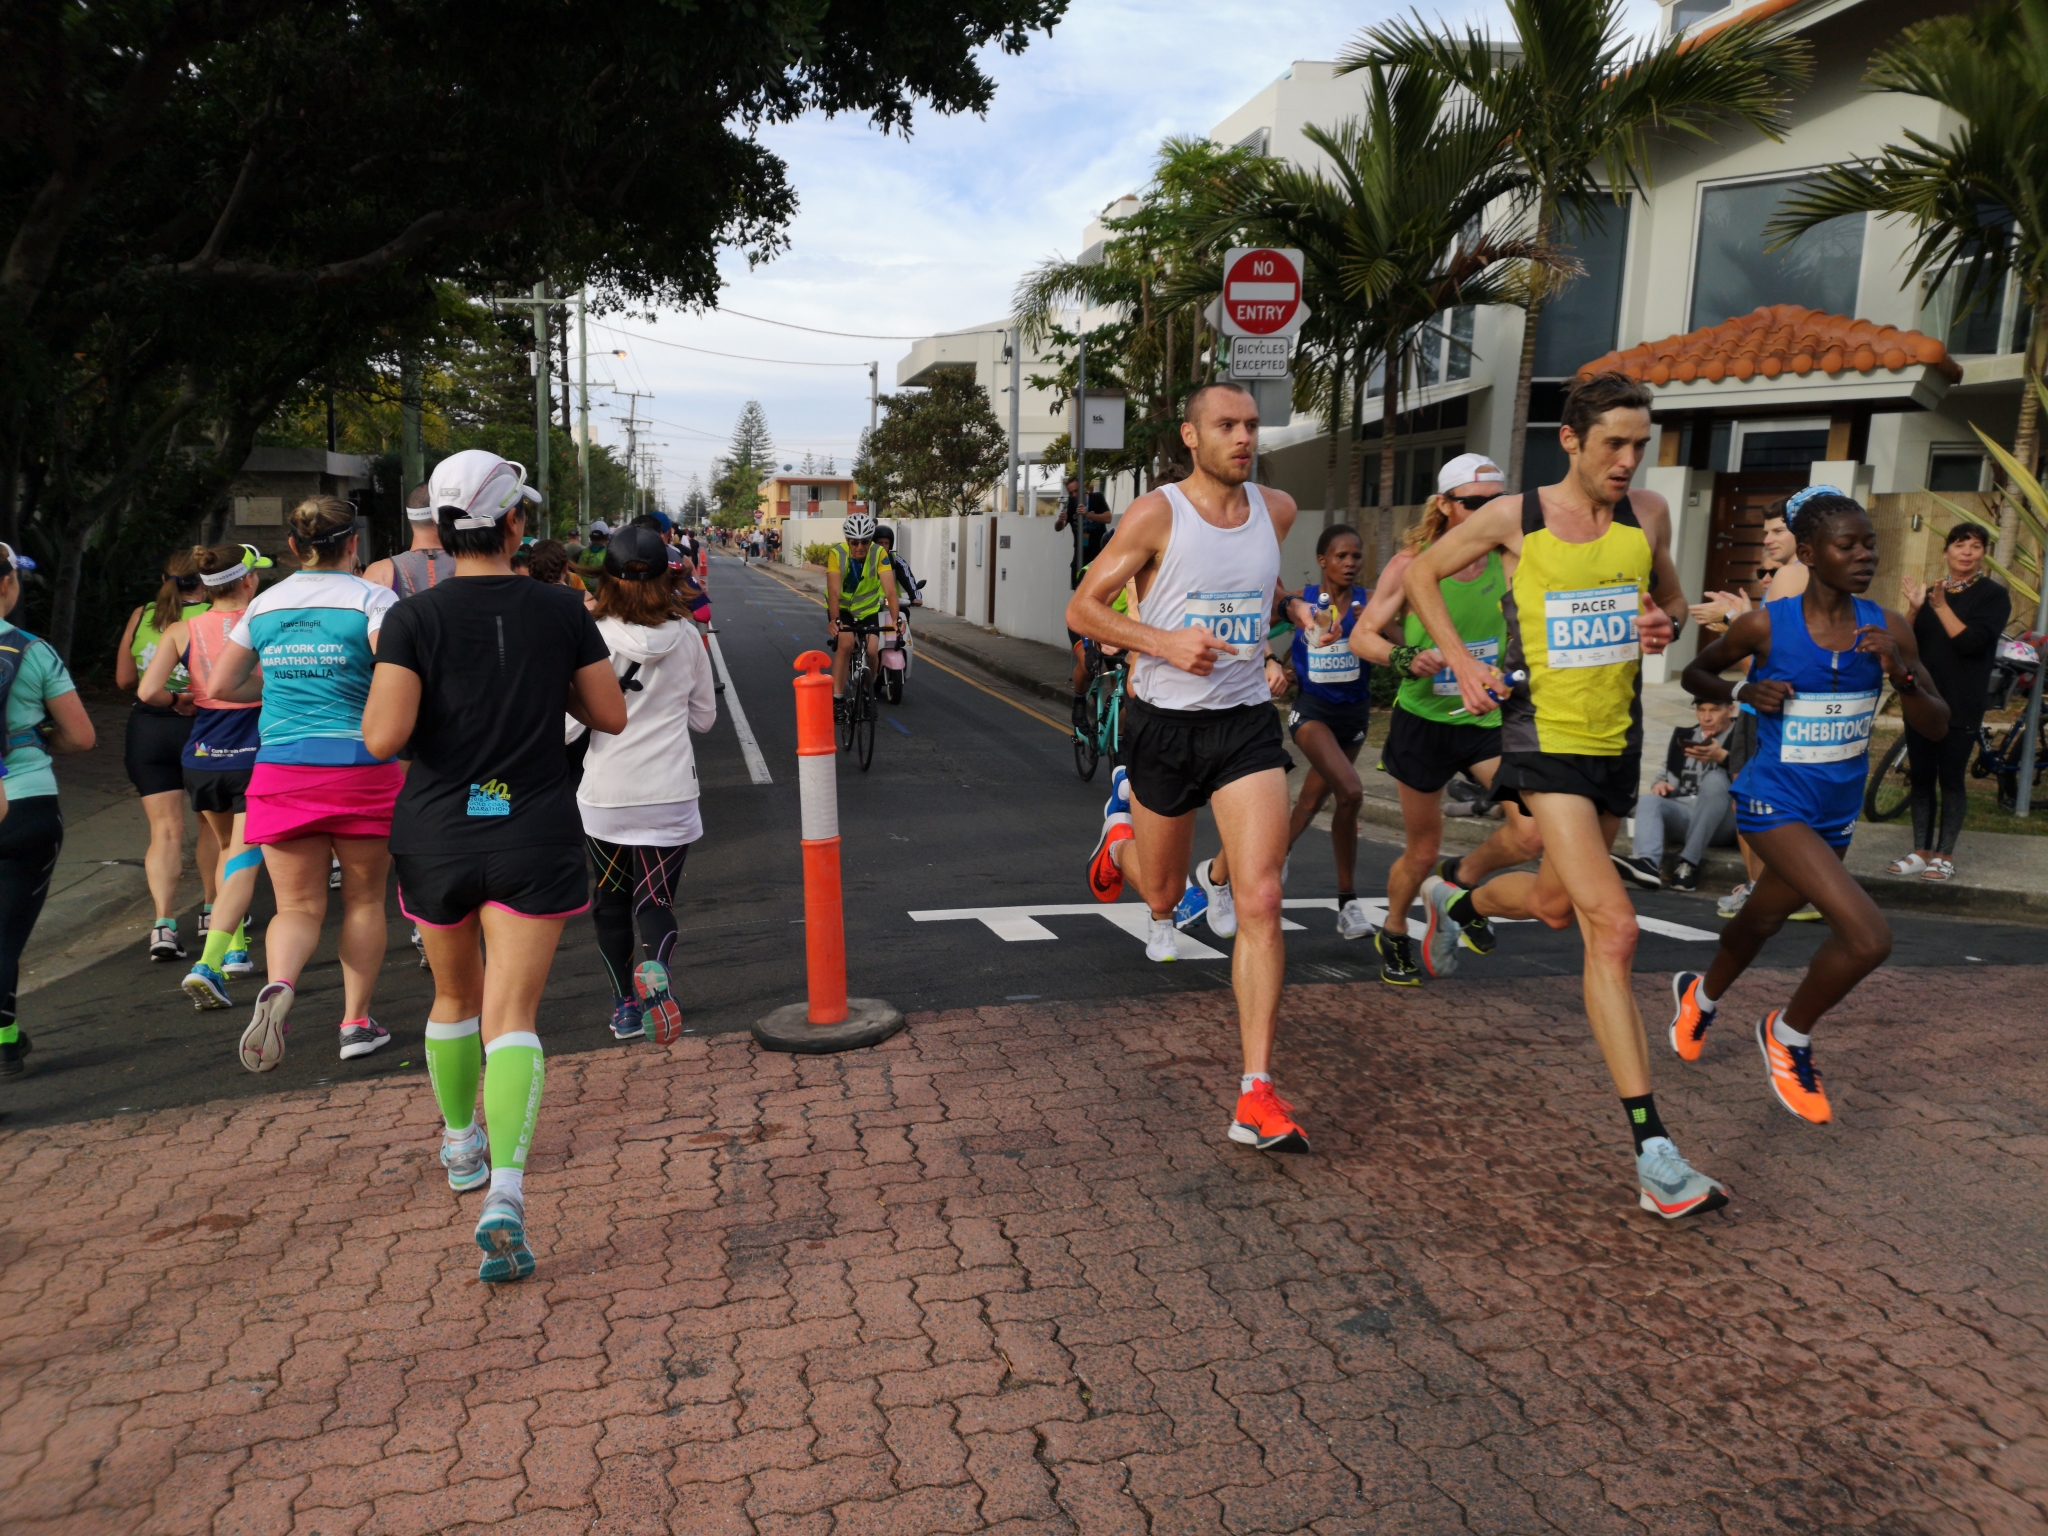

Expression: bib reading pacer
xmin=1498 ymin=491 xmax=1652 ymax=759
xmin=1130 ymin=481 xmax=1282 ymax=713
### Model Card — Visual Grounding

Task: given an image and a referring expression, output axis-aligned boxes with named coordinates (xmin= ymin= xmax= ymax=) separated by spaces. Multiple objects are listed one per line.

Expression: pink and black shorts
xmin=394 ymin=846 xmax=590 ymax=928
xmin=242 ymin=762 xmax=403 ymax=844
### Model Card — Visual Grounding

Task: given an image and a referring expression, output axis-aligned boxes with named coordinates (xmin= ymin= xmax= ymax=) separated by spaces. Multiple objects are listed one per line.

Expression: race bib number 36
xmin=1544 ymin=584 xmax=1639 ymax=668
xmin=1184 ymin=590 xmax=1265 ymax=662
xmin=1780 ymin=691 xmax=1878 ymax=764
xmin=1433 ymin=637 xmax=1500 ymax=695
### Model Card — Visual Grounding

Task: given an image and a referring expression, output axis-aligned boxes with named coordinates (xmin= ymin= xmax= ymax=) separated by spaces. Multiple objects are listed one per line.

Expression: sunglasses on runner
xmin=1444 ymin=493 xmax=1495 ymax=512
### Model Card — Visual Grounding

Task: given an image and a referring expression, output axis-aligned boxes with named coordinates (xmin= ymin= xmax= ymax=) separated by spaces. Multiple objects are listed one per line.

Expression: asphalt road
xmin=3 ymin=551 xmax=2037 ymax=1131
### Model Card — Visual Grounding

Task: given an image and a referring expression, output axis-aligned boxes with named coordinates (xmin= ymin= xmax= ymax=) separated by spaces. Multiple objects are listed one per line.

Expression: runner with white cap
xmin=1345 ymin=452 xmax=1543 ymax=986
xmin=363 ymin=482 xmax=457 ymax=597
xmin=362 ymin=449 xmax=627 ymax=1282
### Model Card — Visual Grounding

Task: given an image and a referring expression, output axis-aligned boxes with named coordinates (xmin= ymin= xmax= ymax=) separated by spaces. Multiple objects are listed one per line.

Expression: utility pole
xmin=1006 ymin=329 xmax=1021 ymax=515
xmin=615 ymin=390 xmax=653 ymax=520
xmin=399 ymin=354 xmax=423 ymax=496
xmin=531 ymin=280 xmax=550 ymax=537
xmin=577 ymin=288 xmax=591 ymax=541
xmin=1076 ymin=330 xmax=1088 ymax=521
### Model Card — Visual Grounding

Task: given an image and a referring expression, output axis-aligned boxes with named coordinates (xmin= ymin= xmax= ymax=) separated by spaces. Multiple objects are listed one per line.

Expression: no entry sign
xmin=1220 ymin=248 xmax=1305 ymax=337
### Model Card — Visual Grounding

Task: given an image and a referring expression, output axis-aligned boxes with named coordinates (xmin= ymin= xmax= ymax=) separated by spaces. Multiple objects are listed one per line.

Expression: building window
xmin=1406 ymin=306 xmax=1478 ymax=392
xmin=1535 ymin=201 xmax=1630 ymax=378
xmin=1672 ymin=0 xmax=1728 ymax=29
xmin=1928 ymin=447 xmax=1988 ymax=492
xmin=1690 ymin=176 xmax=1865 ymax=332
xmin=1738 ymin=426 xmax=1829 ymax=472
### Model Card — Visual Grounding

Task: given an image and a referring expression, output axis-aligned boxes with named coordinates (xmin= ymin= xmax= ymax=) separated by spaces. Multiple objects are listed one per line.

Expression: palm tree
xmin=1346 ymin=0 xmax=1810 ymax=486
xmin=1770 ymin=0 xmax=2048 ymax=562
xmin=1213 ymin=64 xmax=1557 ymax=510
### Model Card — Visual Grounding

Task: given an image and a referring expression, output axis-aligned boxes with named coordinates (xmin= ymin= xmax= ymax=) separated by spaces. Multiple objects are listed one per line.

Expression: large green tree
xmin=1347 ymin=0 xmax=1809 ymax=485
xmin=1770 ymin=0 xmax=2048 ymax=562
xmin=857 ymin=371 xmax=1007 ymax=518
xmin=1 ymin=0 xmax=1067 ymax=657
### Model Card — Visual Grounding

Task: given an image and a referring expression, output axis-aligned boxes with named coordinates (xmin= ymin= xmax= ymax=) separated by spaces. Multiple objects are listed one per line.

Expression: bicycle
xmin=1071 ymin=644 xmax=1128 ymax=781
xmin=835 ymin=616 xmax=881 ymax=771
xmin=1864 ymin=642 xmax=2046 ymax=819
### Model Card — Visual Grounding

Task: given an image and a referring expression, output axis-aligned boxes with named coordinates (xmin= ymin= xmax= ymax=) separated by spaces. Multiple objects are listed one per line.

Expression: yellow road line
xmin=754 ymin=564 xmax=1070 ymax=736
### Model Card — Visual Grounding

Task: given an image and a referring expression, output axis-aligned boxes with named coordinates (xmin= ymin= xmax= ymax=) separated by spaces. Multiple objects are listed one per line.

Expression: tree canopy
xmin=857 ymin=372 xmax=1008 ymax=518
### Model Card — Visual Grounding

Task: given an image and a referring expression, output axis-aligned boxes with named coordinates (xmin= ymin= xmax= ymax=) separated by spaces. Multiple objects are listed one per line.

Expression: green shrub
xmin=802 ymin=542 xmax=840 ymax=567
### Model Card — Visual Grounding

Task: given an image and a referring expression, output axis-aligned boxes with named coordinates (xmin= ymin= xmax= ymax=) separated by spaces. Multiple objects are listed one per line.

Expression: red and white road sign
xmin=1219 ymin=247 xmax=1305 ymax=337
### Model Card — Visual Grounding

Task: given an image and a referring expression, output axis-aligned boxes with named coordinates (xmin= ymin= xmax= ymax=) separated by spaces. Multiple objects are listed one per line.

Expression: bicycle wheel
xmin=1073 ymin=686 xmax=1100 ymax=780
xmin=1992 ymin=722 xmax=2025 ymax=809
xmin=884 ymin=669 xmax=902 ymax=705
xmin=1863 ymin=730 xmax=1912 ymax=822
xmin=837 ymin=680 xmax=855 ymax=753
xmin=857 ymin=683 xmax=877 ymax=771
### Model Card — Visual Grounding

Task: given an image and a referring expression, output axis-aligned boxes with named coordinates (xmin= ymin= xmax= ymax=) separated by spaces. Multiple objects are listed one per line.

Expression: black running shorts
xmin=1491 ymin=749 xmax=1640 ymax=820
xmin=125 ymin=706 xmax=191 ymax=798
xmin=1123 ymin=696 xmax=1291 ymax=818
xmin=1286 ymin=694 xmax=1370 ymax=753
xmin=395 ymin=845 xmax=590 ymax=928
xmin=184 ymin=766 xmax=251 ymax=815
xmin=1379 ymin=706 xmax=1503 ymax=794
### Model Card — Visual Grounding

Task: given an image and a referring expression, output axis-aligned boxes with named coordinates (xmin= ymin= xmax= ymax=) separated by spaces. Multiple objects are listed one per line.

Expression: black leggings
xmin=586 ymin=837 xmax=689 ymax=997
xmin=0 ymin=796 xmax=65 ymax=1040
xmin=1906 ymin=724 xmax=1975 ymax=856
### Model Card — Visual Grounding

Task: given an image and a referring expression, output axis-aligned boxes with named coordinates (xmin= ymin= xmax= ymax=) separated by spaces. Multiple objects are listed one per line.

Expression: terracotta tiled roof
xmin=1577 ymin=305 xmax=1963 ymax=387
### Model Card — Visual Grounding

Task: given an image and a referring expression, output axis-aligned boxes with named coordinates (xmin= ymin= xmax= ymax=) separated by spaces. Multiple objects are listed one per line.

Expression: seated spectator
xmin=1613 ymin=699 xmax=1745 ymax=893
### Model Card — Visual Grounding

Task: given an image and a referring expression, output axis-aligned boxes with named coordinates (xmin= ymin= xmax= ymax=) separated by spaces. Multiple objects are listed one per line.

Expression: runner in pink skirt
xmin=204 ymin=496 xmax=401 ymax=1072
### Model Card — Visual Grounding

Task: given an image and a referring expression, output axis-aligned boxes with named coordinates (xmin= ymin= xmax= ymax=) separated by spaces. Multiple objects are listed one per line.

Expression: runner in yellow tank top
xmin=1399 ymin=373 xmax=1728 ymax=1224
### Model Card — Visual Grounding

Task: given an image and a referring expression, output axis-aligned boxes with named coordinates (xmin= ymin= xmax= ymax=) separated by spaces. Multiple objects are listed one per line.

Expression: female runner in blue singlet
xmin=1672 ymin=490 xmax=1949 ymax=1125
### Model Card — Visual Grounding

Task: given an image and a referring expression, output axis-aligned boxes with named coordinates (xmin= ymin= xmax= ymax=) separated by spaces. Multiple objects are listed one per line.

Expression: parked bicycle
xmin=1865 ymin=634 xmax=2044 ymax=819
xmin=1071 ymin=643 xmax=1127 ymax=781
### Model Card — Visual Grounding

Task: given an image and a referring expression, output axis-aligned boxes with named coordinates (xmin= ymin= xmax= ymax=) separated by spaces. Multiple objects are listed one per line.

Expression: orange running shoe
xmin=1088 ymin=815 xmax=1133 ymax=903
xmin=1228 ymin=1080 xmax=1309 ymax=1153
xmin=1756 ymin=1010 xmax=1831 ymax=1124
xmin=1669 ymin=971 xmax=1716 ymax=1062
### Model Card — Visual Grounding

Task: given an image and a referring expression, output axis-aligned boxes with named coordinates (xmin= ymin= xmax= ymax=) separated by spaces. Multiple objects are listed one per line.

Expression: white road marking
xmin=908 ymin=897 xmax=1718 ymax=950
xmin=704 ymin=632 xmax=773 ymax=785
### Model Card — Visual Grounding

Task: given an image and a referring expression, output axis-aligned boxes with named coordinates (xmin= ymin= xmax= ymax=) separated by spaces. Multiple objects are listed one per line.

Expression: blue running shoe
xmin=1103 ymin=764 xmax=1131 ymax=821
xmin=182 ymin=962 xmax=231 ymax=1011
xmin=635 ymin=961 xmax=683 ymax=1046
xmin=1171 ymin=878 xmax=1208 ymax=931
xmin=440 ymin=1124 xmax=489 ymax=1192
xmin=609 ymin=998 xmax=645 ymax=1041
xmin=222 ymin=946 xmax=254 ymax=979
xmin=475 ymin=1191 xmax=535 ymax=1282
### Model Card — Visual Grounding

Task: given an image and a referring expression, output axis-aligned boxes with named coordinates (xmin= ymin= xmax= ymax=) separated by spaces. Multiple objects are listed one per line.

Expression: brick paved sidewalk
xmin=3 ymin=966 xmax=2045 ymax=1535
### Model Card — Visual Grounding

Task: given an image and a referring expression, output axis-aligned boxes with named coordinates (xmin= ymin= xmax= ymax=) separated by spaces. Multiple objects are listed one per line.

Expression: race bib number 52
xmin=1780 ymin=691 xmax=1878 ymax=764
xmin=1544 ymin=584 xmax=1638 ymax=668
xmin=1184 ymin=590 xmax=1264 ymax=662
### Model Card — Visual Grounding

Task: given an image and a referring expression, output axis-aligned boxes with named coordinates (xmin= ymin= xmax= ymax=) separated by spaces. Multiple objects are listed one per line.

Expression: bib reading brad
xmin=1183 ymin=590 xmax=1265 ymax=663
xmin=1544 ymin=584 xmax=1639 ymax=668
xmin=1779 ymin=691 xmax=1878 ymax=764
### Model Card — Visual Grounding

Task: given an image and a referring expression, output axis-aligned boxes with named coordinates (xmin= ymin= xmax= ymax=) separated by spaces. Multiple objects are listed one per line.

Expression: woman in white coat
xmin=574 ymin=525 xmax=717 ymax=1044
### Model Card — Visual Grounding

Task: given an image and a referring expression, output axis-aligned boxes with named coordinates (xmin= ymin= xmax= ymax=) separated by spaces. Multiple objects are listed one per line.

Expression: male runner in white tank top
xmin=364 ymin=484 xmax=457 ymax=597
xmin=1066 ymin=382 xmax=1306 ymax=1156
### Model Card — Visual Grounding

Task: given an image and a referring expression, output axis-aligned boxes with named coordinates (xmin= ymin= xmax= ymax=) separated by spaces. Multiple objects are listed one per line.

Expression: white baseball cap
xmin=1437 ymin=453 xmax=1505 ymax=496
xmin=428 ymin=449 xmax=542 ymax=528
xmin=589 ymin=520 xmax=612 ymax=537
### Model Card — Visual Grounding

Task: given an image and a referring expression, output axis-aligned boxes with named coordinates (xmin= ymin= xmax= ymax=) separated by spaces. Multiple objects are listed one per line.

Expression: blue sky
xmin=590 ymin=0 xmax=1660 ymax=502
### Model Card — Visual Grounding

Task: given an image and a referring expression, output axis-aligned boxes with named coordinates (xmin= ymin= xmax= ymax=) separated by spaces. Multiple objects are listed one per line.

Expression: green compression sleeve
xmin=482 ymin=1031 xmax=544 ymax=1172
xmin=424 ymin=1016 xmax=482 ymax=1133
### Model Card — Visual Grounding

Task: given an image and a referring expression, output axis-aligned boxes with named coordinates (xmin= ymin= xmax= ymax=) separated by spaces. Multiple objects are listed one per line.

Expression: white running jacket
xmin=572 ymin=616 xmax=717 ymax=808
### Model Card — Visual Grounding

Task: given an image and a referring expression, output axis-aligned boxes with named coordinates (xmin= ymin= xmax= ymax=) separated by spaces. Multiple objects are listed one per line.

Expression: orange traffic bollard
xmin=750 ymin=651 xmax=903 ymax=1055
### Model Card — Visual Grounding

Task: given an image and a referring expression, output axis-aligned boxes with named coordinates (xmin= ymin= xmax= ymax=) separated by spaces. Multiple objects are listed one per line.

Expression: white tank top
xmin=1131 ymin=481 xmax=1281 ymax=712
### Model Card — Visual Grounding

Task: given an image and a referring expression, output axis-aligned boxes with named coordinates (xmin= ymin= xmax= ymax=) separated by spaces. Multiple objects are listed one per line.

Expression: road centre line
xmin=704 ymin=632 xmax=773 ymax=784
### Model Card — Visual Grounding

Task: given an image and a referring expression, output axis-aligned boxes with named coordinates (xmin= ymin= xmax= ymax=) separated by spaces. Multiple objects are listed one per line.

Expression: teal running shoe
xmin=182 ymin=963 xmax=231 ymax=1011
xmin=440 ymin=1124 xmax=489 ymax=1192
xmin=475 ymin=1191 xmax=535 ymax=1282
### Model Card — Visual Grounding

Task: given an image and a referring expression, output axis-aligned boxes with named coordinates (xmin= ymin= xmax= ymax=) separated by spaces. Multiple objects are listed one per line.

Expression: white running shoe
xmin=148 ymin=920 xmax=185 ymax=962
xmin=441 ymin=1124 xmax=490 ymax=1192
xmin=1635 ymin=1136 xmax=1730 ymax=1219
xmin=1197 ymin=859 xmax=1236 ymax=939
xmin=1145 ymin=916 xmax=1178 ymax=963
xmin=1417 ymin=875 xmax=1462 ymax=979
xmin=1335 ymin=898 xmax=1374 ymax=940
xmin=238 ymin=981 xmax=293 ymax=1073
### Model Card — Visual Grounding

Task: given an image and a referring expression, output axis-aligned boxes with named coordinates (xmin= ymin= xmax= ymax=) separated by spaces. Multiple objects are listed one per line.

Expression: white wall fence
xmin=782 ymin=504 xmax=1431 ymax=655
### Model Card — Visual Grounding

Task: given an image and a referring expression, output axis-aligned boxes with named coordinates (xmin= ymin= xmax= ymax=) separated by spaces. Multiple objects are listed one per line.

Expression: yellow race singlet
xmin=1498 ymin=490 xmax=1652 ymax=758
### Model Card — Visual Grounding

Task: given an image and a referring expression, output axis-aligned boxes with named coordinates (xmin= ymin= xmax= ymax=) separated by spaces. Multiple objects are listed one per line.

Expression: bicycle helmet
xmin=844 ymin=511 xmax=877 ymax=541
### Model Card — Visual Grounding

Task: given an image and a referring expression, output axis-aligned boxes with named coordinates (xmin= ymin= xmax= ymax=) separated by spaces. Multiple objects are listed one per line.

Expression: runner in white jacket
xmin=572 ymin=526 xmax=718 ymax=1045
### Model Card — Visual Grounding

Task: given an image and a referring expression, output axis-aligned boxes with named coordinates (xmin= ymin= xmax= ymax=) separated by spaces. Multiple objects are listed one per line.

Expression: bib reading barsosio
xmin=1305 ymin=642 xmax=1360 ymax=685
xmin=1779 ymin=691 xmax=1878 ymax=764
xmin=1184 ymin=590 xmax=1264 ymax=663
xmin=1433 ymin=637 xmax=1500 ymax=696
xmin=1543 ymin=583 xmax=1639 ymax=669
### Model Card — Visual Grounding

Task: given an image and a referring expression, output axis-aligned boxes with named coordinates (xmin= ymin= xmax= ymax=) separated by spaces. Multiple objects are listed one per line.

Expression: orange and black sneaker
xmin=1088 ymin=815 xmax=1133 ymax=903
xmin=1228 ymin=1080 xmax=1309 ymax=1153
xmin=1669 ymin=971 xmax=1716 ymax=1063
xmin=1757 ymin=1010 xmax=1831 ymax=1124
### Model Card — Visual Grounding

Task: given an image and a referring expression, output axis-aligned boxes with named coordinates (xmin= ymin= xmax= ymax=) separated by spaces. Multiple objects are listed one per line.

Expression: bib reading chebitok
xmin=1543 ymin=584 xmax=1638 ymax=669
xmin=1432 ymin=637 xmax=1500 ymax=696
xmin=1183 ymin=590 xmax=1265 ymax=663
xmin=1778 ymin=691 xmax=1878 ymax=764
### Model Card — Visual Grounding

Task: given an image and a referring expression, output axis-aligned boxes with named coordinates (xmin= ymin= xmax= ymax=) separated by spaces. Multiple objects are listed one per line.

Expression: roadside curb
xmin=911 ymin=627 xmax=1071 ymax=705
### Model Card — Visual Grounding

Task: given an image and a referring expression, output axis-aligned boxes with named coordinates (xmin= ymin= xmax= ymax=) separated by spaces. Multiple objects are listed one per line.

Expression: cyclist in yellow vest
xmin=825 ymin=511 xmax=901 ymax=721
xmin=1402 ymin=371 xmax=1725 ymax=1223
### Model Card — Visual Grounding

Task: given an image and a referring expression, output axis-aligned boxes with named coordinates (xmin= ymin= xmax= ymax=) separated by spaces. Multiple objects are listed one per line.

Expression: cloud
xmin=601 ymin=0 xmax=1662 ymax=498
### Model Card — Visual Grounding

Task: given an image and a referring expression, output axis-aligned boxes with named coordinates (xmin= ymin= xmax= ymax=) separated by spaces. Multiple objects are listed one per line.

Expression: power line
xmin=713 ymin=309 xmax=929 ymax=341
xmin=594 ymin=319 xmax=872 ymax=368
